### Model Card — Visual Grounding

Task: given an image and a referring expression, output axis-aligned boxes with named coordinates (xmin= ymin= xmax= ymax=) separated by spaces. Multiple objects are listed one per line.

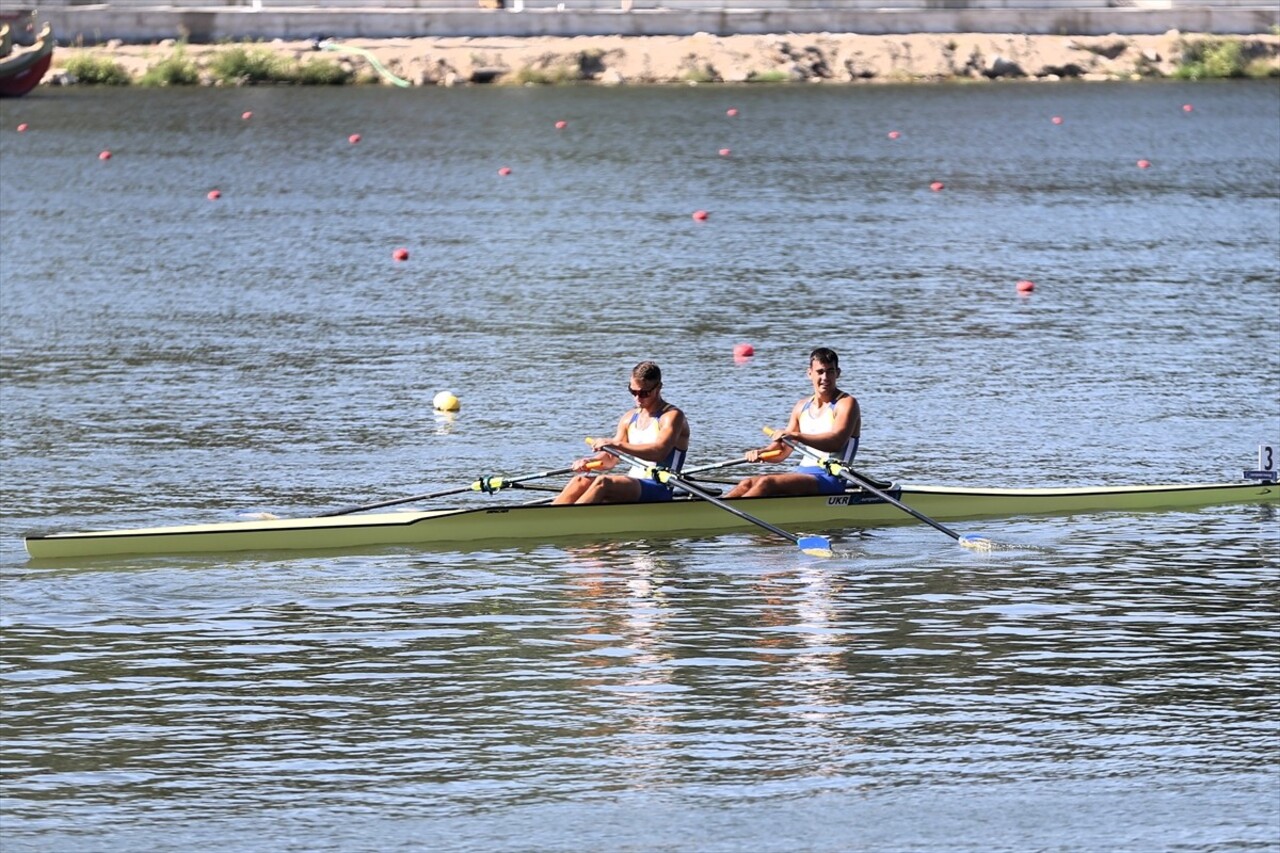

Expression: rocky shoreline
xmin=54 ymin=31 xmax=1280 ymax=86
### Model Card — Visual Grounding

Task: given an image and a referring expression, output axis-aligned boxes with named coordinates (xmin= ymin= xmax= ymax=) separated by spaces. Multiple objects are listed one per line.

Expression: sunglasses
xmin=628 ymin=385 xmax=658 ymax=398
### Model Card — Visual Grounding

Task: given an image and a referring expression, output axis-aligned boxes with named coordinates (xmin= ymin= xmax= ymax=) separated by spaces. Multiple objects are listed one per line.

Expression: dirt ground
xmin=52 ymin=31 xmax=1280 ymax=85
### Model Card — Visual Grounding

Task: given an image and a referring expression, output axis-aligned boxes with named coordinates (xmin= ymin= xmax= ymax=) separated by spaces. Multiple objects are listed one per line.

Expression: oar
xmin=314 ymin=455 xmax=751 ymax=520
xmin=591 ymin=440 xmax=833 ymax=557
xmin=763 ymin=427 xmax=993 ymax=551
xmin=683 ymin=450 xmax=782 ymax=479
xmin=317 ymin=465 xmax=585 ymax=517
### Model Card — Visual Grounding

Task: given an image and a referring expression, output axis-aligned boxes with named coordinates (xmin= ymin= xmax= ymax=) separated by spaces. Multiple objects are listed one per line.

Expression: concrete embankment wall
xmin=26 ymin=5 xmax=1280 ymax=43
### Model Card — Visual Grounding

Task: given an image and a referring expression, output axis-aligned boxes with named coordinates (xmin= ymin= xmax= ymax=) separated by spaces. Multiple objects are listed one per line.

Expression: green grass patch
xmin=138 ymin=45 xmax=199 ymax=87
xmin=61 ymin=53 xmax=131 ymax=86
xmin=292 ymin=56 xmax=353 ymax=85
xmin=1244 ymin=57 xmax=1280 ymax=78
xmin=209 ymin=45 xmax=291 ymax=84
xmin=513 ymin=64 xmax=577 ymax=85
xmin=745 ymin=69 xmax=790 ymax=83
xmin=681 ymin=66 xmax=718 ymax=84
xmin=1175 ymin=39 xmax=1247 ymax=79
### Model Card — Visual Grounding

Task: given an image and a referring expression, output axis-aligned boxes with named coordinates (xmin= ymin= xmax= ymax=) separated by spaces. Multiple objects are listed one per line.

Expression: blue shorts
xmin=796 ymin=466 xmax=849 ymax=496
xmin=635 ymin=478 xmax=675 ymax=503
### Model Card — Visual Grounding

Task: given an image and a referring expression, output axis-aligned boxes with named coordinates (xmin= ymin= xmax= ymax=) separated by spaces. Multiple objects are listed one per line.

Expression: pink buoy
xmin=99 ymin=150 xmax=112 ymax=160
xmin=887 ymin=130 xmax=900 ymax=139
xmin=16 ymin=123 xmax=28 ymax=132
xmin=242 ymin=111 xmax=253 ymax=120
xmin=1052 ymin=116 xmax=1064 ymax=125
xmin=393 ymin=247 xmax=410 ymax=262
xmin=348 ymin=133 xmax=361 ymax=144
xmin=929 ymin=181 xmax=945 ymax=192
xmin=733 ymin=343 xmax=755 ymax=358
xmin=692 ymin=209 xmax=709 ymax=221
xmin=498 ymin=166 xmax=512 ymax=176
xmin=726 ymin=107 xmax=738 ymax=117
xmin=1182 ymin=104 xmax=1193 ymax=113
xmin=554 ymin=120 xmax=568 ymax=129
xmin=1137 ymin=159 xmax=1151 ymax=169
xmin=207 ymin=189 xmax=222 ymax=200
xmin=719 ymin=148 xmax=731 ymax=157
xmin=1016 ymin=279 xmax=1035 ymax=293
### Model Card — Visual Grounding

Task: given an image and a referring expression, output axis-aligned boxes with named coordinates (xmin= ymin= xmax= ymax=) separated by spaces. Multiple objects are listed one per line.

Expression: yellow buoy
xmin=433 ymin=391 xmax=460 ymax=412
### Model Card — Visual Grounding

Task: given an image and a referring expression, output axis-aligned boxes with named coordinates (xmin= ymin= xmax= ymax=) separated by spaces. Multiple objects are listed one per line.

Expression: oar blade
xmin=797 ymin=535 xmax=834 ymax=558
xmin=958 ymin=535 xmax=994 ymax=552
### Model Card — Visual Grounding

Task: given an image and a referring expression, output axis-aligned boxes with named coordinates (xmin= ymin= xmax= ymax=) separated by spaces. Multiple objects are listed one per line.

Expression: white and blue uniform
xmin=624 ymin=406 xmax=687 ymax=502
xmin=793 ymin=394 xmax=859 ymax=496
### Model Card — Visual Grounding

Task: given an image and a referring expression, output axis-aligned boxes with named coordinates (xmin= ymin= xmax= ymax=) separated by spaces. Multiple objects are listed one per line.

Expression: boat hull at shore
xmin=23 ymin=479 xmax=1277 ymax=561
xmin=0 ymin=22 xmax=53 ymax=98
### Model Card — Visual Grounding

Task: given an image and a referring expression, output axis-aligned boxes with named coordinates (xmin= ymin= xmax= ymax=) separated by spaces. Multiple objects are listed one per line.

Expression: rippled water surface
xmin=2 ymin=82 xmax=1278 ymax=852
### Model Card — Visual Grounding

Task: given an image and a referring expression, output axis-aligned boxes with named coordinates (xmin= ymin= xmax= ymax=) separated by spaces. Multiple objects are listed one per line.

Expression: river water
xmin=1 ymin=82 xmax=1277 ymax=852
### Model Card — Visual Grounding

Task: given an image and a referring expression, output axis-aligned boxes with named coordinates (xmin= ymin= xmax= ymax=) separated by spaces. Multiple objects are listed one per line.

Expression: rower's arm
xmin=575 ymin=415 xmax=632 ymax=471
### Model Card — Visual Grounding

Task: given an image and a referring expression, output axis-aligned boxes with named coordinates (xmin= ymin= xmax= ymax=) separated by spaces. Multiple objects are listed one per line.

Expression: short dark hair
xmin=808 ymin=347 xmax=839 ymax=369
xmin=632 ymin=361 xmax=662 ymax=383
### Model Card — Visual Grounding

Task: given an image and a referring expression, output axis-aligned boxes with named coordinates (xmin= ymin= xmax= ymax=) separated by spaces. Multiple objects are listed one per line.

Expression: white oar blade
xmin=798 ymin=535 xmax=833 ymax=558
xmin=959 ymin=535 xmax=994 ymax=551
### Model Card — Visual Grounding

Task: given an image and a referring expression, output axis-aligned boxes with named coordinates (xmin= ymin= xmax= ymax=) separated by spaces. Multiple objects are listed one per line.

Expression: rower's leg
xmin=575 ymin=475 xmax=642 ymax=505
xmin=551 ymin=474 xmax=594 ymax=505
xmin=733 ymin=473 xmax=821 ymax=498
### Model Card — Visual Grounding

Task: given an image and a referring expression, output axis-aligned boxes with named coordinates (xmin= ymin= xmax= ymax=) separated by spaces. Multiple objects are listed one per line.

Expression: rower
xmin=725 ymin=347 xmax=861 ymax=499
xmin=551 ymin=361 xmax=691 ymax=505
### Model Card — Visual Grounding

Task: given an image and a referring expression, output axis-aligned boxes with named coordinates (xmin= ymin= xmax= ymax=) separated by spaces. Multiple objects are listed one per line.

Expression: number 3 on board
xmin=1261 ymin=444 xmax=1276 ymax=473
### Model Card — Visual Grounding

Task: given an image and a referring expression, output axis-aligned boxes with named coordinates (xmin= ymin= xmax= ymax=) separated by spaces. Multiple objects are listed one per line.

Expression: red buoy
xmin=554 ymin=120 xmax=568 ymax=129
xmin=498 ymin=166 xmax=512 ymax=176
xmin=16 ymin=123 xmax=28 ymax=132
xmin=348 ymin=133 xmax=361 ymax=144
xmin=692 ymin=209 xmax=709 ymax=221
xmin=929 ymin=181 xmax=945 ymax=192
xmin=1182 ymin=104 xmax=1193 ymax=113
xmin=207 ymin=189 xmax=222 ymax=200
xmin=1016 ymin=279 xmax=1035 ymax=293
xmin=393 ymin=247 xmax=409 ymax=262
xmin=888 ymin=130 xmax=901 ymax=139
xmin=726 ymin=108 xmax=738 ymax=117
xmin=99 ymin=150 xmax=112 ymax=160
xmin=242 ymin=111 xmax=253 ymax=120
xmin=1137 ymin=159 xmax=1151 ymax=169
xmin=733 ymin=343 xmax=755 ymax=358
xmin=719 ymin=148 xmax=731 ymax=157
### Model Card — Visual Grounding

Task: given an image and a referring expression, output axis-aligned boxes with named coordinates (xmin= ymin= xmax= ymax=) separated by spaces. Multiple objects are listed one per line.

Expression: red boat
xmin=0 ymin=20 xmax=53 ymax=98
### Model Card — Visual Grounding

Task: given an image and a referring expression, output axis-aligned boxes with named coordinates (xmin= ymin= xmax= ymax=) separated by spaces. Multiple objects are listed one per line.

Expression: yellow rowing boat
xmin=23 ymin=477 xmax=1277 ymax=560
